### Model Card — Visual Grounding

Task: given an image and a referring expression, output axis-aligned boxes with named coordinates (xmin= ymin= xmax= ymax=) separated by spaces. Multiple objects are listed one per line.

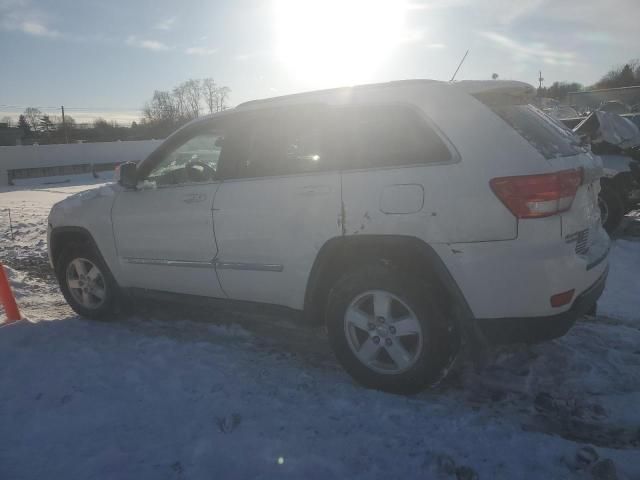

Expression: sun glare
xmin=274 ymin=0 xmax=408 ymax=87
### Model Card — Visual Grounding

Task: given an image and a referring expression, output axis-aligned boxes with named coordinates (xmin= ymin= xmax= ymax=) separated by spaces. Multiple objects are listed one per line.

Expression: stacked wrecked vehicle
xmin=567 ymin=111 xmax=640 ymax=232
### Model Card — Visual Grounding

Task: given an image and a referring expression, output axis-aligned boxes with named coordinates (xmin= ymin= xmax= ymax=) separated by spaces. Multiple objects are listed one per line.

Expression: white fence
xmin=0 ymin=140 xmax=163 ymax=186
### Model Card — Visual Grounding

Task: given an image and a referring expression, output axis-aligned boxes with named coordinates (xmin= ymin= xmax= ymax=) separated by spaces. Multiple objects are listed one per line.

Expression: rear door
xmin=212 ymin=106 xmax=342 ymax=309
xmin=334 ymin=102 xmax=457 ymax=241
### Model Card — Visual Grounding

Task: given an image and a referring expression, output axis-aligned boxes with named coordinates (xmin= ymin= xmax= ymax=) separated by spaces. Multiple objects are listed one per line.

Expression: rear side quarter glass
xmin=480 ymin=101 xmax=585 ymax=159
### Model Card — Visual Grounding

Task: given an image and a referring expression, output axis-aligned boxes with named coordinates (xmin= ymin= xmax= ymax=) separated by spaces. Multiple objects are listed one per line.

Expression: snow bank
xmin=1 ymin=316 xmax=638 ymax=480
xmin=599 ymin=239 xmax=640 ymax=324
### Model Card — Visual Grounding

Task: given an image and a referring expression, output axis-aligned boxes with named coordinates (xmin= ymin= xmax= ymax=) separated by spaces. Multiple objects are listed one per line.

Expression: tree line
xmin=140 ymin=78 xmax=231 ymax=137
xmin=1 ymin=77 xmax=231 ymax=145
xmin=537 ymin=58 xmax=640 ymax=101
xmin=4 ymin=59 xmax=640 ymax=145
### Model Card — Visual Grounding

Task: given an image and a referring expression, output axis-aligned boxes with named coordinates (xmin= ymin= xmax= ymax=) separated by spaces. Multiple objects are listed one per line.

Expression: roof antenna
xmin=450 ymin=49 xmax=470 ymax=82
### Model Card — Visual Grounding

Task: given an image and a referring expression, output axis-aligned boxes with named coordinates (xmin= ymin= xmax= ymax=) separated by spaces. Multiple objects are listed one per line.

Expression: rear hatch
xmin=469 ymin=84 xmax=604 ymax=259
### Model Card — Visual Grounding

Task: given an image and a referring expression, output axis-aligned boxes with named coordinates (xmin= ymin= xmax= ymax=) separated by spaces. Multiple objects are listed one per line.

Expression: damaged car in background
xmin=570 ymin=111 xmax=640 ymax=232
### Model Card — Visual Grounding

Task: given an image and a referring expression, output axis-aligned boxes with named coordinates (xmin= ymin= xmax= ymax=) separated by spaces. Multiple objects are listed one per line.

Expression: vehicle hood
xmin=49 ymin=184 xmax=120 ymax=225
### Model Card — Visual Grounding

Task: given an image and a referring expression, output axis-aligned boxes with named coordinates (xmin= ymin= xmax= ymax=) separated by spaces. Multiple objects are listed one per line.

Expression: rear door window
xmin=326 ymin=105 xmax=452 ymax=170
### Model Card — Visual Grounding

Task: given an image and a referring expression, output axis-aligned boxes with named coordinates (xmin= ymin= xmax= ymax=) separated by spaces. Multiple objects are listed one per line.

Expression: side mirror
xmin=115 ymin=162 xmax=138 ymax=189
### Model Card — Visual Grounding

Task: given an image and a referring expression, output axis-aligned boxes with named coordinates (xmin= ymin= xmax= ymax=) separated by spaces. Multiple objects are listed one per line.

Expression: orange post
xmin=0 ymin=263 xmax=21 ymax=323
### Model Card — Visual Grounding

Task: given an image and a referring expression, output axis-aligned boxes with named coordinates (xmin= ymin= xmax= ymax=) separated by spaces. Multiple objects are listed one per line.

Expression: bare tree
xmin=184 ymin=79 xmax=202 ymax=118
xmin=144 ymin=90 xmax=178 ymax=123
xmin=23 ymin=107 xmax=42 ymax=131
xmin=141 ymin=78 xmax=232 ymax=128
xmin=172 ymin=83 xmax=188 ymax=119
xmin=216 ymin=86 xmax=231 ymax=112
xmin=202 ymin=77 xmax=218 ymax=114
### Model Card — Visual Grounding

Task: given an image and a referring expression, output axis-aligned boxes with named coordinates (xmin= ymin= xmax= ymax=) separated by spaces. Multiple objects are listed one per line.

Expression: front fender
xmin=48 ymin=184 xmax=122 ymax=282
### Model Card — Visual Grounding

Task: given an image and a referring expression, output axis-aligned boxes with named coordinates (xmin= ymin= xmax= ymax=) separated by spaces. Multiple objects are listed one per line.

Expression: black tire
xmin=56 ymin=243 xmax=118 ymax=319
xmin=599 ymin=185 xmax=624 ymax=234
xmin=326 ymin=264 xmax=455 ymax=394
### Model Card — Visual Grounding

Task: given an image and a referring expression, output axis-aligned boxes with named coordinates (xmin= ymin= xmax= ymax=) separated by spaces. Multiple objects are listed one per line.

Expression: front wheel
xmin=326 ymin=265 xmax=455 ymax=394
xmin=56 ymin=244 xmax=117 ymax=319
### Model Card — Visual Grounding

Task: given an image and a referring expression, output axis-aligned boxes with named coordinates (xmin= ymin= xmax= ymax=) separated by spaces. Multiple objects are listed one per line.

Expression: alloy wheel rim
xmin=344 ymin=290 xmax=423 ymax=374
xmin=66 ymin=258 xmax=107 ymax=309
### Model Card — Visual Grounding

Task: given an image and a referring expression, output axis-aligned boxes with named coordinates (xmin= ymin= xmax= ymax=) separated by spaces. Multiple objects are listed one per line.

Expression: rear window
xmin=488 ymin=104 xmax=585 ymax=159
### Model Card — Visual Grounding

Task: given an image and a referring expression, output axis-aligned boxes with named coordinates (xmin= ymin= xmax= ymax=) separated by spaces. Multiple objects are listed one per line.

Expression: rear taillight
xmin=490 ymin=168 xmax=583 ymax=219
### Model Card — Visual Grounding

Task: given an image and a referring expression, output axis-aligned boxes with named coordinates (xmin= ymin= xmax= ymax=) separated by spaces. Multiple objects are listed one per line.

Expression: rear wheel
xmin=599 ymin=185 xmax=624 ymax=233
xmin=326 ymin=265 xmax=455 ymax=394
xmin=56 ymin=244 xmax=117 ymax=319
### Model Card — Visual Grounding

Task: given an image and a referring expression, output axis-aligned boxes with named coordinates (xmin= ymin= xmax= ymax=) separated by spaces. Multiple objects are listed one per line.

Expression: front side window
xmin=145 ymin=132 xmax=223 ymax=186
xmin=236 ymin=110 xmax=325 ymax=179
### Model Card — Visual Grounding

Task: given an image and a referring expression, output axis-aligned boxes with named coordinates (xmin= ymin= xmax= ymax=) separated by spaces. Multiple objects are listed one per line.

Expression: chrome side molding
xmin=123 ymin=257 xmax=283 ymax=272
xmin=123 ymin=257 xmax=215 ymax=268
xmin=215 ymin=261 xmax=284 ymax=272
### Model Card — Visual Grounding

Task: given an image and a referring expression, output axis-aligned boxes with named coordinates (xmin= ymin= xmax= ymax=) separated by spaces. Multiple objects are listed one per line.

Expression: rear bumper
xmin=433 ymin=216 xmax=610 ymax=319
xmin=475 ymin=267 xmax=608 ymax=344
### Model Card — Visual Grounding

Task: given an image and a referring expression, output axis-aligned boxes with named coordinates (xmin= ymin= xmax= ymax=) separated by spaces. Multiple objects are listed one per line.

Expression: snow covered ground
xmin=1 ymin=183 xmax=639 ymax=480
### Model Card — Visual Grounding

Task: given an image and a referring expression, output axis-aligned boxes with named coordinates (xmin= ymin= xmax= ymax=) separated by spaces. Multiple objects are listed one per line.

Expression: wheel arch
xmin=49 ymin=226 xmax=110 ymax=278
xmin=303 ymin=235 xmax=475 ymax=337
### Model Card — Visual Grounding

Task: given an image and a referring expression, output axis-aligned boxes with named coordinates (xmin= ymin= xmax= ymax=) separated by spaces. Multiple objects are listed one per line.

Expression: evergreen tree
xmin=18 ymin=115 xmax=31 ymax=135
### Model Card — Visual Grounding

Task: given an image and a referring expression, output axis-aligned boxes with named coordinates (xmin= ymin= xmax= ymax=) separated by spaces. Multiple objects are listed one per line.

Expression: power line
xmin=0 ymin=104 xmax=143 ymax=112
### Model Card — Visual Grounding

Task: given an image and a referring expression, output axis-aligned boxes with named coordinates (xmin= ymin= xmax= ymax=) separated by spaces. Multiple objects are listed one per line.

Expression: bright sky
xmin=1 ymin=0 xmax=637 ymax=123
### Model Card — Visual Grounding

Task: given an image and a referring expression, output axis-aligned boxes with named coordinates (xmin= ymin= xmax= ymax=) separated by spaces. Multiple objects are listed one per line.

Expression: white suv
xmin=48 ymin=80 xmax=610 ymax=393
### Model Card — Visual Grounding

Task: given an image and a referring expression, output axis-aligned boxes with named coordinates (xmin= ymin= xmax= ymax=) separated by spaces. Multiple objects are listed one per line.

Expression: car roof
xmin=234 ymin=79 xmax=535 ymax=109
xmin=453 ymin=80 xmax=535 ymax=97
xmin=186 ymin=78 xmax=535 ymax=128
xmin=234 ymin=79 xmax=443 ymax=109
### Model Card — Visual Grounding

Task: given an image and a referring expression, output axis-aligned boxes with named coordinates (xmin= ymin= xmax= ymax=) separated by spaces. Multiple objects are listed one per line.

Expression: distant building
xmin=567 ymin=86 xmax=640 ymax=112
xmin=0 ymin=125 xmax=23 ymax=146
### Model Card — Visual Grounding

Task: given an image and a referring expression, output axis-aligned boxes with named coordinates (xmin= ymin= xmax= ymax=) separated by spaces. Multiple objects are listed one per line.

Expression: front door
xmin=212 ymin=107 xmax=342 ymax=309
xmin=112 ymin=130 xmax=225 ymax=297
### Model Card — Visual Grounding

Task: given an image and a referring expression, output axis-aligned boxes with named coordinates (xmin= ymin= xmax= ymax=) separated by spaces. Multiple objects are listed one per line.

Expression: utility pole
xmin=61 ymin=105 xmax=69 ymax=144
xmin=538 ymin=71 xmax=544 ymax=91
